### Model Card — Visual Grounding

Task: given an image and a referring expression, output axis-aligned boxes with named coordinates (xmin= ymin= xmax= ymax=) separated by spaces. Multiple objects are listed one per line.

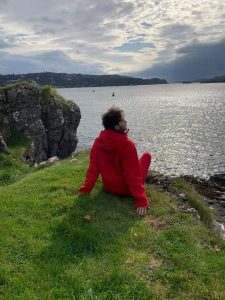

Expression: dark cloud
xmin=114 ymin=41 xmax=154 ymax=52
xmin=13 ymin=0 xmax=135 ymax=42
xmin=0 ymin=33 xmax=31 ymax=48
xmin=0 ymin=50 xmax=104 ymax=74
xmin=160 ymin=24 xmax=194 ymax=39
xmin=31 ymin=17 xmax=63 ymax=24
xmin=68 ymin=0 xmax=134 ymax=35
xmin=0 ymin=39 xmax=13 ymax=48
xmin=7 ymin=33 xmax=29 ymax=40
xmin=0 ymin=51 xmax=38 ymax=74
xmin=0 ymin=0 xmax=8 ymax=7
xmin=136 ymin=38 xmax=225 ymax=82
xmin=141 ymin=22 xmax=152 ymax=29
xmin=1 ymin=0 xmax=225 ymax=76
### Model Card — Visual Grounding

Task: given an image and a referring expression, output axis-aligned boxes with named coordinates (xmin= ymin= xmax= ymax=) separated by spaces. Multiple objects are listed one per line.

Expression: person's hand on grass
xmin=77 ymin=185 xmax=90 ymax=195
xmin=136 ymin=206 xmax=147 ymax=216
xmin=78 ymin=190 xmax=87 ymax=195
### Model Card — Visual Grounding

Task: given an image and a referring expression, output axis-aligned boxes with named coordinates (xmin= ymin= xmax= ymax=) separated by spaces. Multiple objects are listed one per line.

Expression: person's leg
xmin=139 ymin=152 xmax=152 ymax=183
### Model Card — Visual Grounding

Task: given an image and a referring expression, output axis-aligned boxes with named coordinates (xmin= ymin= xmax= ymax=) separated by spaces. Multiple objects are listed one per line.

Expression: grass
xmin=0 ymin=80 xmax=29 ymax=92
xmin=0 ymin=130 xmax=34 ymax=186
xmin=173 ymin=178 xmax=214 ymax=227
xmin=0 ymin=150 xmax=225 ymax=299
xmin=41 ymin=85 xmax=74 ymax=113
xmin=41 ymin=85 xmax=64 ymax=100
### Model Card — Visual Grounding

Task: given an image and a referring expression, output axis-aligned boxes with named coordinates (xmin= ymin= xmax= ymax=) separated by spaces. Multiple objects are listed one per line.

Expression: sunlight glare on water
xmin=58 ymin=83 xmax=225 ymax=178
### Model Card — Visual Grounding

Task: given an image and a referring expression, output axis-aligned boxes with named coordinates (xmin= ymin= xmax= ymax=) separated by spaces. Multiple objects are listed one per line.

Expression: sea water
xmin=58 ymin=83 xmax=225 ymax=177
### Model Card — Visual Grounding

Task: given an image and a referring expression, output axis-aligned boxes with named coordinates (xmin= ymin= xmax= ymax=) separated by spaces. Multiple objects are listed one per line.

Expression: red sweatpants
xmin=139 ymin=152 xmax=152 ymax=184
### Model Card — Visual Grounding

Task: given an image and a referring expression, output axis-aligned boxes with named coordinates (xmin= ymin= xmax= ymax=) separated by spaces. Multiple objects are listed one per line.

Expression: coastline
xmin=147 ymin=170 xmax=225 ymax=239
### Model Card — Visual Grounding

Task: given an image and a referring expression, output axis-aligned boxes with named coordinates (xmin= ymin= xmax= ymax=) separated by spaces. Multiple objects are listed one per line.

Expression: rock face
xmin=0 ymin=81 xmax=81 ymax=164
xmin=0 ymin=134 xmax=10 ymax=154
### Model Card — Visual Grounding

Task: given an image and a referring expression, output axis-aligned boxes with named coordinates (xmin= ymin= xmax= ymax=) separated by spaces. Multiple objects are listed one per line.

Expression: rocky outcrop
xmin=0 ymin=81 xmax=81 ymax=164
xmin=147 ymin=171 xmax=225 ymax=239
xmin=0 ymin=134 xmax=10 ymax=154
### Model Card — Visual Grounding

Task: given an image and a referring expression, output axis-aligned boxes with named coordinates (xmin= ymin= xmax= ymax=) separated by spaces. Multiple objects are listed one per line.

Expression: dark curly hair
xmin=102 ymin=106 xmax=124 ymax=130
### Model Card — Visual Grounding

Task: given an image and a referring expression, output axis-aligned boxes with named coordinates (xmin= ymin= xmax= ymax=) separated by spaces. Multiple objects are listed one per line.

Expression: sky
xmin=0 ymin=0 xmax=225 ymax=81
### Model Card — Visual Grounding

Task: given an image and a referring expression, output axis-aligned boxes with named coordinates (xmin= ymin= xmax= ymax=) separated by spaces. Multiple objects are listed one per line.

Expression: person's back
xmin=79 ymin=106 xmax=152 ymax=216
xmin=95 ymin=129 xmax=128 ymax=188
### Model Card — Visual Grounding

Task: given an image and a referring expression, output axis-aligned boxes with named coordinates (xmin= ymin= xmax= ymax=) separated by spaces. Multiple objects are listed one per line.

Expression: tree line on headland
xmin=0 ymin=72 xmax=167 ymax=88
xmin=199 ymin=74 xmax=225 ymax=83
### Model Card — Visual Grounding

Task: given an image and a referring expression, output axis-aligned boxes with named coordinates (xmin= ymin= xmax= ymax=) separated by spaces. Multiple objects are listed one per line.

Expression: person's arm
xmin=120 ymin=141 xmax=150 ymax=209
xmin=79 ymin=143 xmax=100 ymax=193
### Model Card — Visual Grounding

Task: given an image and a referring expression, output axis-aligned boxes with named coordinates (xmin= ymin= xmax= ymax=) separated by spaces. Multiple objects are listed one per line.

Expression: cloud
xmin=160 ymin=24 xmax=194 ymax=40
xmin=0 ymin=0 xmax=8 ymax=7
xmin=0 ymin=39 xmax=14 ymax=49
xmin=141 ymin=22 xmax=152 ymax=29
xmin=114 ymin=41 xmax=155 ymax=52
xmin=0 ymin=0 xmax=225 ymax=77
xmin=0 ymin=50 xmax=105 ymax=74
xmin=0 ymin=52 xmax=38 ymax=74
xmin=136 ymin=38 xmax=225 ymax=81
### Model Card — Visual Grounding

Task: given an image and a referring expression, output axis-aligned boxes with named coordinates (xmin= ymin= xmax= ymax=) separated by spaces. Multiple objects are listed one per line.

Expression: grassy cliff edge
xmin=0 ymin=145 xmax=225 ymax=299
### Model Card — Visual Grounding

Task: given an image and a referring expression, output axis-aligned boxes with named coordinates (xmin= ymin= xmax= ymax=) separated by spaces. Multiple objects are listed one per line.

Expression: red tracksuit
xmin=79 ymin=129 xmax=151 ymax=207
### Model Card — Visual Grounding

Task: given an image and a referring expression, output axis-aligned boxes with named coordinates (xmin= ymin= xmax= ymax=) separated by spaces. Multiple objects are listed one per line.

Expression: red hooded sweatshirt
xmin=79 ymin=129 xmax=149 ymax=208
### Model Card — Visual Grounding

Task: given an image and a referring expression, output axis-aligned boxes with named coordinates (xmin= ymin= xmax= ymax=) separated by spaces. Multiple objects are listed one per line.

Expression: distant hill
xmin=192 ymin=74 xmax=225 ymax=83
xmin=200 ymin=75 xmax=225 ymax=83
xmin=0 ymin=72 xmax=167 ymax=88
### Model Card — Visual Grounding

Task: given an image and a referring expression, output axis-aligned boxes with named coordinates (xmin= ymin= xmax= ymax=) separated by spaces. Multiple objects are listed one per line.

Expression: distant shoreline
xmin=0 ymin=72 xmax=167 ymax=88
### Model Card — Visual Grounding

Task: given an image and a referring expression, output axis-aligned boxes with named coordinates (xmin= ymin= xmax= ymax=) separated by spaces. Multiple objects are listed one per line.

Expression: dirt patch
xmin=145 ymin=218 xmax=172 ymax=230
xmin=145 ymin=256 xmax=162 ymax=271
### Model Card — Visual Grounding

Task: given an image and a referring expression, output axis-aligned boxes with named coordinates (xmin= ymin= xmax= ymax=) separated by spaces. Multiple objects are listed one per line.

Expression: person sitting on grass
xmin=79 ymin=106 xmax=152 ymax=216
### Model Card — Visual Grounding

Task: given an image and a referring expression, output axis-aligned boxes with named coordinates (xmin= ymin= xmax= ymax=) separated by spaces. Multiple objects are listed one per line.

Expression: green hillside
xmin=0 ymin=72 xmax=167 ymax=88
xmin=0 ymin=145 xmax=225 ymax=299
